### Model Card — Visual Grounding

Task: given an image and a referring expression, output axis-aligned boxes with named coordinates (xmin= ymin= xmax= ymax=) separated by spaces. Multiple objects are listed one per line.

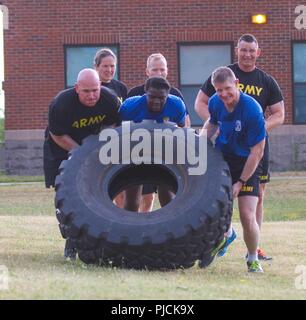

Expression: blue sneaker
xmin=199 ymin=237 xmax=227 ymax=268
xmin=217 ymin=228 xmax=237 ymax=257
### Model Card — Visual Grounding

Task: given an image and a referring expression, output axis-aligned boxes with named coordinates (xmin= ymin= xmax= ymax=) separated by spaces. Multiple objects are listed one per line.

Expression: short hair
xmin=94 ymin=48 xmax=117 ymax=66
xmin=211 ymin=67 xmax=236 ymax=86
xmin=77 ymin=68 xmax=100 ymax=83
xmin=237 ymin=34 xmax=258 ymax=46
xmin=145 ymin=76 xmax=171 ymax=92
xmin=146 ymin=53 xmax=167 ymax=68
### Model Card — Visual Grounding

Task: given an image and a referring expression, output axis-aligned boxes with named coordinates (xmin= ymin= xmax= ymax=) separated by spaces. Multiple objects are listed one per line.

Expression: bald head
xmin=77 ymin=68 xmax=100 ymax=85
xmin=75 ymin=69 xmax=101 ymax=107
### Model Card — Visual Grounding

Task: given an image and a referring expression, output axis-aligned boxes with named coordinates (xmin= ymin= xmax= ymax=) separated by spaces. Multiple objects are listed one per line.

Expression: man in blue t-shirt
xmin=128 ymin=53 xmax=190 ymax=213
xmin=195 ymin=34 xmax=284 ymax=261
xmin=120 ymin=78 xmax=186 ymax=127
xmin=201 ymin=67 xmax=266 ymax=273
xmin=119 ymin=76 xmax=187 ymax=212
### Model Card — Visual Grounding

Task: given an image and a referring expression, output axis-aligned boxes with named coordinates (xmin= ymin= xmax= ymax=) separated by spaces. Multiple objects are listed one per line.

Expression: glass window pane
xmin=180 ymin=45 xmax=231 ymax=85
xmin=294 ymin=83 xmax=306 ymax=123
xmin=65 ymin=46 xmax=118 ymax=87
xmin=179 ymin=44 xmax=231 ymax=126
xmin=293 ymin=43 xmax=306 ymax=82
xmin=181 ymin=86 xmax=204 ymax=126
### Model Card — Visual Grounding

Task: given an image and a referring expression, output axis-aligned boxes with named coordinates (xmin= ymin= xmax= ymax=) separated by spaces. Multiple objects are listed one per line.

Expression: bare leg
xmin=139 ymin=193 xmax=155 ymax=212
xmin=113 ymin=191 xmax=125 ymax=209
xmin=256 ymin=183 xmax=266 ymax=230
xmin=238 ymin=195 xmax=260 ymax=255
xmin=157 ymin=185 xmax=175 ymax=207
xmin=124 ymin=185 xmax=142 ymax=212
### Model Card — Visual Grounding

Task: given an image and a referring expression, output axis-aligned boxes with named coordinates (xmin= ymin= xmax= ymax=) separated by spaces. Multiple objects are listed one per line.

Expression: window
xmin=293 ymin=43 xmax=306 ymax=124
xmin=65 ymin=45 xmax=119 ymax=87
xmin=178 ymin=43 xmax=232 ymax=125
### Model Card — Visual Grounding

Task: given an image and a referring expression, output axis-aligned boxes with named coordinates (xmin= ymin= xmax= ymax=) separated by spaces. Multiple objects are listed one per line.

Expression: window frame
xmin=64 ymin=43 xmax=120 ymax=88
xmin=177 ymin=41 xmax=234 ymax=126
xmin=292 ymin=41 xmax=306 ymax=125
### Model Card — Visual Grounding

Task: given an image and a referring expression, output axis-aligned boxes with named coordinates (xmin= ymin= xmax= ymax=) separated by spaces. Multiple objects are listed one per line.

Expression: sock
xmin=226 ymin=227 xmax=233 ymax=238
xmin=247 ymin=253 xmax=258 ymax=262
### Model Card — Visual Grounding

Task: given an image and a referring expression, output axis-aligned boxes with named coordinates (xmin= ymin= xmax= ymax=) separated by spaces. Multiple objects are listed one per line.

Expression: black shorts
xmin=142 ymin=184 xmax=158 ymax=195
xmin=43 ymin=140 xmax=65 ymax=188
xmin=257 ymin=136 xmax=270 ymax=184
xmin=223 ymin=154 xmax=260 ymax=197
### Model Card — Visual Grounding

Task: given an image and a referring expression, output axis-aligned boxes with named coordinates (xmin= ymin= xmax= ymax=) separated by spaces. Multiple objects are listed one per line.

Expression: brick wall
xmin=3 ymin=0 xmax=306 ymax=130
xmin=2 ymin=0 xmax=306 ymax=174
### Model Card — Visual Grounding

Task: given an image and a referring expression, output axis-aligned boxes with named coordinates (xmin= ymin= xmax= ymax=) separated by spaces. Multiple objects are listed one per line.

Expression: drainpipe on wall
xmin=0 ymin=5 xmax=8 ymax=119
xmin=0 ymin=4 xmax=8 ymax=171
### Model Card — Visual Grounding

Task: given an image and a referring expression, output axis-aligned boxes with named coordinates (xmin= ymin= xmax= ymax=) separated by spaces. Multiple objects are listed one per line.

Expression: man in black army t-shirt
xmin=195 ymin=34 xmax=284 ymax=261
xmin=44 ymin=68 xmax=120 ymax=187
xmin=43 ymin=68 xmax=120 ymax=260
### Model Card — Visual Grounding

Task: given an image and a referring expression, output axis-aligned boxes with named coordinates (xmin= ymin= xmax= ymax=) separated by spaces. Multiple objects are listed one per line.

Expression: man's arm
xmin=49 ymin=132 xmax=79 ymax=152
xmin=184 ymin=114 xmax=191 ymax=127
xmin=232 ymin=139 xmax=265 ymax=198
xmin=176 ymin=111 xmax=186 ymax=128
xmin=199 ymin=120 xmax=218 ymax=141
xmin=265 ymin=100 xmax=285 ymax=132
xmin=194 ymin=90 xmax=210 ymax=121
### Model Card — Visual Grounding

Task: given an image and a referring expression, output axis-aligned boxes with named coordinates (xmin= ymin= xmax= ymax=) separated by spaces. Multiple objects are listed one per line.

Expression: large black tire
xmin=55 ymin=121 xmax=232 ymax=270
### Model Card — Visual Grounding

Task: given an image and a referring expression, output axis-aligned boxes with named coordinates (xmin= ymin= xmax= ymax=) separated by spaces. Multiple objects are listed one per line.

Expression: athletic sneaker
xmin=199 ymin=237 xmax=227 ymax=268
xmin=247 ymin=260 xmax=264 ymax=273
xmin=217 ymin=228 xmax=237 ymax=257
xmin=257 ymin=248 xmax=272 ymax=261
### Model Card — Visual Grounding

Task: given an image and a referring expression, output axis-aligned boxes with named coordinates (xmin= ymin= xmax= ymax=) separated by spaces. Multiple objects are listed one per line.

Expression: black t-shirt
xmin=127 ymin=84 xmax=188 ymax=114
xmin=47 ymin=86 xmax=120 ymax=159
xmin=101 ymin=79 xmax=128 ymax=104
xmin=201 ymin=63 xmax=283 ymax=113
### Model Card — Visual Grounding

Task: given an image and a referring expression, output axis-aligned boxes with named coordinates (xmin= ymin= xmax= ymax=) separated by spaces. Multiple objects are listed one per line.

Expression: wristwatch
xmin=238 ymin=178 xmax=246 ymax=185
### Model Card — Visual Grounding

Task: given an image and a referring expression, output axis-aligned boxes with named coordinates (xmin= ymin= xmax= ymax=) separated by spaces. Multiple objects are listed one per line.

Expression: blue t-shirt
xmin=119 ymin=94 xmax=186 ymax=126
xmin=209 ymin=92 xmax=266 ymax=157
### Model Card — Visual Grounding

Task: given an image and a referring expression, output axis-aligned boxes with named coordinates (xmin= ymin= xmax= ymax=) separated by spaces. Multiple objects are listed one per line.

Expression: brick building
xmin=1 ymin=0 xmax=306 ymax=174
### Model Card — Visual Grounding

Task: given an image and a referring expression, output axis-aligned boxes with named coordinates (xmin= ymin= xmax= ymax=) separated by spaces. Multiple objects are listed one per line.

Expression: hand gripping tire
xmin=55 ymin=121 xmax=232 ymax=270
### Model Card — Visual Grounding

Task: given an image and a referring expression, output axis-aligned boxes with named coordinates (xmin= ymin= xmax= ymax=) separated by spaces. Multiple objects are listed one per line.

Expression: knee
xmin=240 ymin=213 xmax=257 ymax=232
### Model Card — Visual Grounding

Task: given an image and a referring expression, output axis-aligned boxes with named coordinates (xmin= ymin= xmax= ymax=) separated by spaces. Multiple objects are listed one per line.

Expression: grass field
xmin=0 ymin=172 xmax=44 ymax=183
xmin=0 ymin=175 xmax=306 ymax=300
